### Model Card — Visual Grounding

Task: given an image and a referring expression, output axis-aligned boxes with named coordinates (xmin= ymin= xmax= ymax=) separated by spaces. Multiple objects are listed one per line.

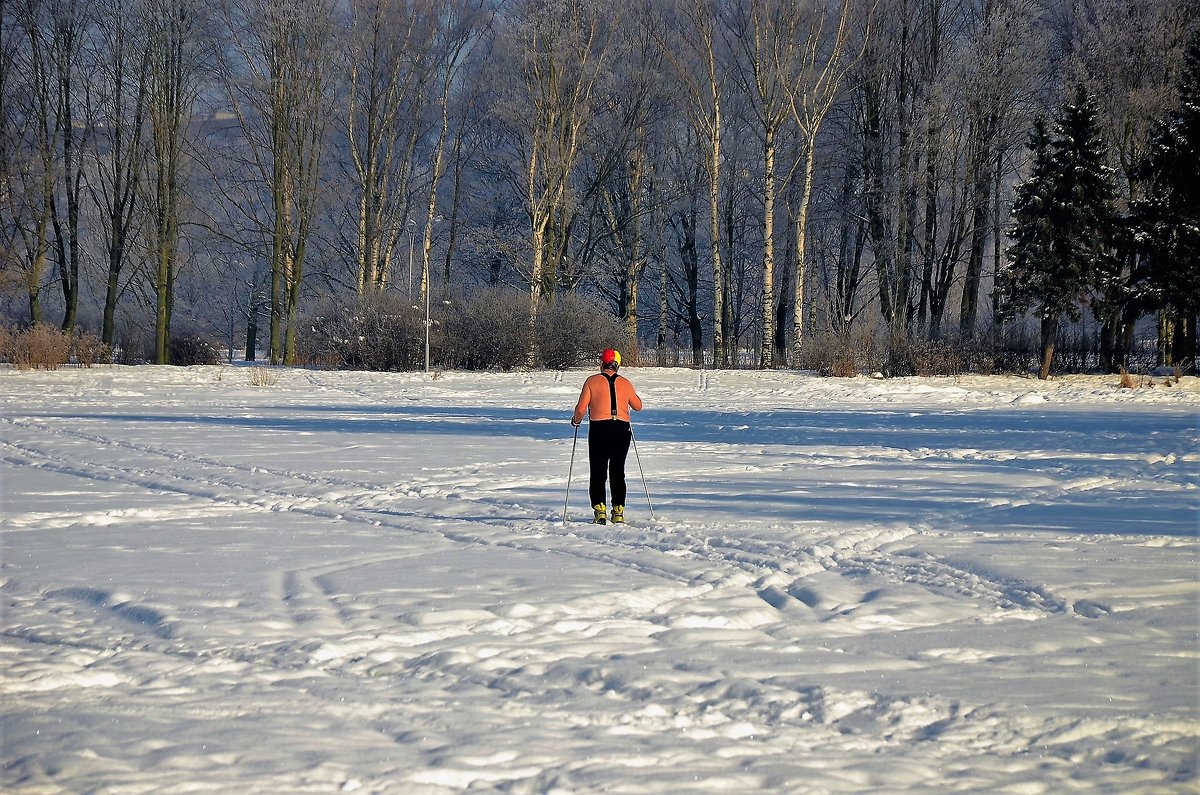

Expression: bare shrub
xmin=249 ymin=366 xmax=279 ymax=387
xmin=114 ymin=320 xmax=153 ymax=365
xmin=0 ymin=325 xmax=110 ymax=369
xmin=170 ymin=336 xmax=222 ymax=366
xmin=536 ymin=293 xmax=632 ymax=370
xmin=911 ymin=338 xmax=965 ymax=377
xmin=884 ymin=329 xmax=916 ymax=377
xmin=797 ymin=326 xmax=881 ymax=377
xmin=72 ymin=330 xmax=111 ymax=367
xmin=443 ymin=288 xmax=531 ymax=370
xmin=302 ymin=292 xmax=425 ymax=370
xmin=300 ymin=288 xmax=633 ymax=372
xmin=794 ymin=331 xmax=842 ymax=374
xmin=0 ymin=325 xmax=14 ymax=365
xmin=13 ymin=324 xmax=73 ymax=370
xmin=967 ymin=325 xmax=1040 ymax=376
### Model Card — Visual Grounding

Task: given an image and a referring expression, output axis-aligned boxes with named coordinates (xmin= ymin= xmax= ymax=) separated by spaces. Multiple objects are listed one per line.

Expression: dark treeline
xmin=1 ymin=0 xmax=1196 ymax=374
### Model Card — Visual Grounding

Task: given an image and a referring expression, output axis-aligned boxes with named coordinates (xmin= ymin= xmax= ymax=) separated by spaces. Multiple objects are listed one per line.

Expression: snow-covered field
xmin=2 ymin=364 xmax=1197 ymax=794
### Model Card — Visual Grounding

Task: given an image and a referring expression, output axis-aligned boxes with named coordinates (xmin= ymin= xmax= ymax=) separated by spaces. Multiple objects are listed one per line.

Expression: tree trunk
xmin=677 ymin=201 xmax=703 ymax=366
xmin=624 ymin=132 xmax=647 ymax=357
xmin=420 ymin=39 xmax=455 ymax=308
xmin=527 ymin=224 xmax=547 ymax=367
xmin=791 ymin=140 xmax=816 ymax=367
xmin=443 ymin=116 xmax=467 ymax=296
xmin=155 ymin=241 xmax=171 ymax=363
xmin=960 ymin=113 xmax=997 ymax=338
xmin=103 ymin=252 xmax=120 ymax=345
xmin=760 ymin=132 xmax=777 ymax=370
xmin=656 ymin=246 xmax=668 ymax=364
xmin=708 ymin=97 xmax=726 ymax=368
xmin=1039 ymin=312 xmax=1059 ymax=380
xmin=1099 ymin=316 xmax=1117 ymax=373
xmin=245 ymin=296 xmax=259 ymax=362
xmin=28 ymin=261 xmax=43 ymax=325
xmin=284 ymin=233 xmax=306 ymax=365
xmin=269 ymin=161 xmax=286 ymax=364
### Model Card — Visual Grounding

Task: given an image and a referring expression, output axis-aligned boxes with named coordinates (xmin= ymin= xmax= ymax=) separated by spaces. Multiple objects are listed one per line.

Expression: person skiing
xmin=571 ymin=348 xmax=643 ymax=524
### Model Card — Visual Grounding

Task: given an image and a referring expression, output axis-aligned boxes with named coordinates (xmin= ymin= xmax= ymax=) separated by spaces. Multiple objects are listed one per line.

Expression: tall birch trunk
xmin=760 ymin=133 xmax=777 ymax=370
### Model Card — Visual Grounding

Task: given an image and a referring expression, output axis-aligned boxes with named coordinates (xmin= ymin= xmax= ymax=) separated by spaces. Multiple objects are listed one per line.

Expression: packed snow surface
xmin=2 ymin=365 xmax=1197 ymax=794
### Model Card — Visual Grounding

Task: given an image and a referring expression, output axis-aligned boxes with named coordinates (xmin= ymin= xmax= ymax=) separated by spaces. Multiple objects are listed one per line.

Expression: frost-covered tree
xmin=220 ymin=0 xmax=339 ymax=365
xmin=144 ymin=0 xmax=214 ymax=364
xmin=1000 ymin=86 xmax=1119 ymax=380
xmin=1130 ymin=33 xmax=1200 ymax=374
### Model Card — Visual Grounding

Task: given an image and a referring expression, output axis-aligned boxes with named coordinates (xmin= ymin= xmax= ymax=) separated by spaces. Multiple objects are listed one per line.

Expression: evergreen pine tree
xmin=1000 ymin=86 xmax=1119 ymax=379
xmin=1131 ymin=33 xmax=1200 ymax=374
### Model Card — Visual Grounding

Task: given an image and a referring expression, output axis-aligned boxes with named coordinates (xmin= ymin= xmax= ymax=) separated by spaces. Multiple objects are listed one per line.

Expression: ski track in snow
xmin=2 ymin=366 xmax=1198 ymax=793
xmin=2 ymin=414 xmax=1102 ymax=621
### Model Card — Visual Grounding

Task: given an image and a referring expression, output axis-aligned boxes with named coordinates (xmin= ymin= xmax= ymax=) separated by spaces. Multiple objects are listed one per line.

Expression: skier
xmin=571 ymin=348 xmax=643 ymax=525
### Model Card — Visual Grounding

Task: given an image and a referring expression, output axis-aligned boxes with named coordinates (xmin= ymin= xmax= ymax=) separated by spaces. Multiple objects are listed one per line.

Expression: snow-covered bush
xmin=534 ymin=292 xmax=633 ymax=370
xmin=301 ymin=293 xmax=425 ymax=371
xmin=442 ymin=288 xmax=530 ymax=370
xmin=169 ymin=336 xmax=222 ymax=366
xmin=299 ymin=289 xmax=632 ymax=372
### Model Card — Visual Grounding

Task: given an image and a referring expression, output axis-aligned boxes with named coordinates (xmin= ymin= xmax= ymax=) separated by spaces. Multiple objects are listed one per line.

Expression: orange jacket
xmin=573 ymin=372 xmax=642 ymax=424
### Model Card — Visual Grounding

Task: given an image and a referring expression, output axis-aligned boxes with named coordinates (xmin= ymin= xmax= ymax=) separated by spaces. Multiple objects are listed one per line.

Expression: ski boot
xmin=611 ymin=505 xmax=625 ymax=524
xmin=592 ymin=504 xmax=607 ymax=525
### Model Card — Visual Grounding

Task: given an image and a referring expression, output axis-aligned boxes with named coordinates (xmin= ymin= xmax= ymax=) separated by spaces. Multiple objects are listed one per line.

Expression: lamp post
xmin=406 ymin=219 xmax=416 ymax=298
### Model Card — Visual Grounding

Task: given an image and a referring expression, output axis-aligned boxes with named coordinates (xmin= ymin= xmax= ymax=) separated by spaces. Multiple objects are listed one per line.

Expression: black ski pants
xmin=588 ymin=419 xmax=632 ymax=508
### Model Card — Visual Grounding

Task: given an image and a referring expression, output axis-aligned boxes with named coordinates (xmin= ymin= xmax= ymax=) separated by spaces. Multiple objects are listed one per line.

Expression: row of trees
xmin=2 ymin=0 xmax=1197 ymax=373
xmin=1003 ymin=67 xmax=1200 ymax=379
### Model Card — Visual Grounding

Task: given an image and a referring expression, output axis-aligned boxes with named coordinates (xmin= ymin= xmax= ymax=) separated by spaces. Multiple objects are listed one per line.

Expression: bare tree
xmin=0 ymin=1 xmax=17 ymax=306
xmin=586 ymin=9 xmax=673 ymax=362
xmin=143 ymin=0 xmax=212 ymax=363
xmin=851 ymin=0 xmax=959 ymax=370
xmin=914 ymin=0 xmax=985 ymax=341
xmin=418 ymin=0 xmax=492 ymax=307
xmin=87 ymin=0 xmax=149 ymax=347
xmin=729 ymin=0 xmax=810 ymax=369
xmin=649 ymin=0 xmax=734 ymax=366
xmin=221 ymin=0 xmax=338 ymax=363
xmin=344 ymin=0 xmax=436 ymax=295
xmin=782 ymin=0 xmax=865 ymax=366
xmin=6 ymin=0 xmax=64 ymax=325
xmin=817 ymin=152 xmax=871 ymax=337
xmin=957 ymin=0 xmax=1046 ymax=339
xmin=43 ymin=0 xmax=90 ymax=331
xmin=662 ymin=121 xmax=706 ymax=364
xmin=503 ymin=0 xmax=612 ymax=364
xmin=438 ymin=22 xmax=496 ymax=297
xmin=3 ymin=0 xmax=93 ymax=331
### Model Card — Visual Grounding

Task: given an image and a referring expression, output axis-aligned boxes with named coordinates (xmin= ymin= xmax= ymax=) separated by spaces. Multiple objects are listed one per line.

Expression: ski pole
xmin=630 ymin=425 xmax=655 ymax=523
xmin=563 ymin=423 xmax=580 ymax=525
